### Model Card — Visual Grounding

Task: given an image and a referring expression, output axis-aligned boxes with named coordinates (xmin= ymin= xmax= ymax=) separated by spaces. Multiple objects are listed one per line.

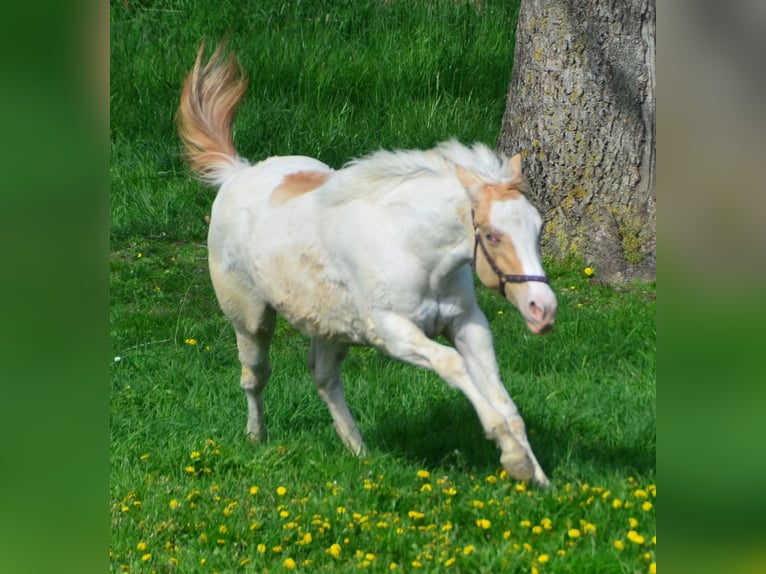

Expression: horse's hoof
xmin=246 ymin=429 xmax=268 ymax=444
xmin=500 ymin=451 xmax=535 ymax=481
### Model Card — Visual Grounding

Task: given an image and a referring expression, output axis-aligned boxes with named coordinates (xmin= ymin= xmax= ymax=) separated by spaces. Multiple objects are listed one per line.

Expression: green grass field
xmin=110 ymin=1 xmax=655 ymax=572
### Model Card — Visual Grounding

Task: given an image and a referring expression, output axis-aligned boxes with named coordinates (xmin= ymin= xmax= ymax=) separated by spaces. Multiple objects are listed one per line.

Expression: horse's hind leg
xmin=308 ymin=339 xmax=367 ymax=456
xmin=234 ymin=304 xmax=277 ymax=444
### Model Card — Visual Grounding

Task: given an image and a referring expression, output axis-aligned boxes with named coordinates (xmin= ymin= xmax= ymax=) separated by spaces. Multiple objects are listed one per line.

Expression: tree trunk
xmin=499 ymin=0 xmax=655 ymax=283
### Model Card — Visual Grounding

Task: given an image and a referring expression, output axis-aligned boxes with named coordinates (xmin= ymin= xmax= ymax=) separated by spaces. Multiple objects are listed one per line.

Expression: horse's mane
xmin=320 ymin=140 xmax=519 ymax=205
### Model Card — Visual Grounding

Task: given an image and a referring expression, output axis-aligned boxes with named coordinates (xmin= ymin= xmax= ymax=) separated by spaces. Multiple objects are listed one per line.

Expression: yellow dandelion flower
xmin=249 ymin=485 xmax=260 ymax=495
xmin=568 ymin=528 xmax=581 ymax=539
xmin=557 ymin=550 xmax=566 ymax=556
xmin=627 ymin=530 xmax=645 ymax=544
xmin=337 ymin=506 xmax=347 ymax=514
xmin=377 ymin=521 xmax=389 ymax=528
xmin=520 ymin=520 xmax=532 ymax=528
xmin=633 ymin=489 xmax=648 ymax=499
xmin=408 ymin=510 xmax=425 ymax=520
xmin=218 ymin=525 xmax=227 ymax=534
xmin=652 ymin=535 xmax=656 ymax=545
xmin=190 ymin=451 xmax=201 ymax=460
xmin=541 ymin=518 xmax=553 ymax=530
xmin=412 ymin=560 xmax=423 ymax=568
xmin=276 ymin=486 xmax=287 ymax=496
xmin=280 ymin=510 xmax=290 ymax=518
xmin=582 ymin=522 xmax=597 ymax=534
xmin=239 ymin=557 xmax=251 ymax=566
xmin=420 ymin=483 xmax=432 ymax=493
xmin=515 ymin=482 xmax=527 ymax=492
xmin=445 ymin=557 xmax=457 ymax=567
xmin=523 ymin=542 xmax=533 ymax=552
xmin=476 ymin=518 xmax=491 ymax=530
xmin=463 ymin=545 xmax=475 ymax=556
xmin=629 ymin=517 xmax=639 ymax=529
xmin=612 ymin=498 xmax=623 ymax=509
xmin=614 ymin=540 xmax=625 ymax=550
xmin=272 ymin=545 xmax=283 ymax=553
xmin=137 ymin=252 xmax=143 ymax=259
xmin=141 ymin=553 xmax=151 ymax=562
xmin=417 ymin=470 xmax=430 ymax=479
xmin=649 ymin=562 xmax=656 ymax=574
xmin=185 ymin=338 xmax=197 ymax=346
xmin=184 ymin=466 xmax=196 ymax=474
xmin=168 ymin=499 xmax=180 ymax=510
xmin=584 ymin=267 xmax=594 ymax=276
xmin=442 ymin=521 xmax=453 ymax=532
xmin=642 ymin=501 xmax=653 ymax=512
xmin=257 ymin=543 xmax=266 ymax=553
xmin=538 ymin=554 xmax=550 ymax=563
xmin=532 ymin=567 xmax=539 ymax=574
xmin=284 ymin=557 xmax=296 ymax=569
xmin=366 ymin=553 xmax=376 ymax=561
xmin=298 ymin=533 xmax=312 ymax=545
xmin=389 ymin=563 xmax=398 ymax=570
xmin=443 ymin=486 xmax=457 ymax=496
xmin=486 ymin=475 xmax=498 ymax=484
xmin=532 ymin=525 xmax=543 ymax=534
xmin=327 ymin=544 xmax=342 ymax=558
xmin=503 ymin=530 xmax=512 ymax=539
xmin=136 ymin=541 xmax=147 ymax=551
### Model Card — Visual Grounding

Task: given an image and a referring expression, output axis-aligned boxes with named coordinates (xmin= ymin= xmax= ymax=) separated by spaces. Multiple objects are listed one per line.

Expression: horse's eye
xmin=485 ymin=233 xmax=500 ymax=245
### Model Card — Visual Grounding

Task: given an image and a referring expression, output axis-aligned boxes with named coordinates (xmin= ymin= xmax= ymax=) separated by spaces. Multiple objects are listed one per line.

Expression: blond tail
xmin=177 ymin=42 xmax=250 ymax=187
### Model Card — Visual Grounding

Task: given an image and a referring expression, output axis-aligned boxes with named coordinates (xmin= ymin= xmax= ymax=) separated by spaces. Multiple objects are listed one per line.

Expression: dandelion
xmin=137 ymin=252 xmax=143 ymax=259
xmin=389 ymin=563 xmax=398 ymax=570
xmin=284 ymin=557 xmax=296 ymax=569
xmin=445 ymin=557 xmax=456 ymax=567
xmin=486 ymin=475 xmax=497 ymax=484
xmin=584 ymin=266 xmax=594 ymax=276
xmin=408 ymin=510 xmax=425 ymax=520
xmin=614 ymin=540 xmax=625 ymax=550
xmin=627 ymin=530 xmax=645 ymax=544
xmin=463 ymin=545 xmax=475 ymax=556
xmin=629 ymin=517 xmax=639 ymax=529
xmin=184 ymin=338 xmax=197 ymax=346
xmin=280 ymin=510 xmax=290 ymax=518
xmin=476 ymin=518 xmax=491 ymax=530
xmin=327 ymin=544 xmax=342 ymax=558
xmin=366 ymin=553 xmax=376 ymax=561
xmin=568 ymin=528 xmax=581 ymax=539
xmin=141 ymin=553 xmax=151 ymax=562
xmin=417 ymin=470 xmax=430 ymax=479
xmin=541 ymin=518 xmax=553 ymax=530
xmin=139 ymin=453 xmax=149 ymax=461
xmin=412 ymin=560 xmax=423 ymax=568
xmin=649 ymin=562 xmax=656 ymax=574
xmin=190 ymin=451 xmax=201 ymax=460
xmin=633 ymin=489 xmax=648 ymax=499
xmin=168 ymin=499 xmax=180 ymax=510
xmin=515 ymin=482 xmax=527 ymax=492
xmin=276 ymin=486 xmax=287 ymax=496
xmin=136 ymin=542 xmax=147 ymax=551
xmin=538 ymin=554 xmax=550 ymax=563
xmin=642 ymin=501 xmax=653 ymax=512
xmin=420 ymin=484 xmax=432 ymax=493
xmin=273 ymin=545 xmax=283 ymax=553
xmin=503 ymin=530 xmax=512 ymax=539
xmin=249 ymin=485 xmax=260 ymax=495
xmin=257 ymin=544 xmax=266 ymax=553
xmin=612 ymin=498 xmax=624 ymax=509
xmin=184 ymin=466 xmax=196 ymax=474
xmin=532 ymin=525 xmax=543 ymax=534
xmin=443 ymin=486 xmax=457 ymax=496
xmin=520 ymin=520 xmax=532 ymax=528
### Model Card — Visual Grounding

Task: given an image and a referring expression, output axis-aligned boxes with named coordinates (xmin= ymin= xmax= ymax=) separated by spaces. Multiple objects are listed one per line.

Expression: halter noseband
xmin=471 ymin=208 xmax=549 ymax=297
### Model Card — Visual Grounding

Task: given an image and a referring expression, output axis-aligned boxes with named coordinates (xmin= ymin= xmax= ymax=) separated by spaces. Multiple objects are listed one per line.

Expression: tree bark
xmin=499 ymin=0 xmax=655 ymax=283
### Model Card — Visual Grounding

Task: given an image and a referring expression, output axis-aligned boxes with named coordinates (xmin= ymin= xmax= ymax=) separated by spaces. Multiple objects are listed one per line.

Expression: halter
xmin=471 ymin=208 xmax=549 ymax=297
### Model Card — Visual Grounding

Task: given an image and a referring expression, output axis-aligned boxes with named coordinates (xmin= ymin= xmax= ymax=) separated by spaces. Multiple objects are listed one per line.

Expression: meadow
xmin=110 ymin=1 xmax=655 ymax=572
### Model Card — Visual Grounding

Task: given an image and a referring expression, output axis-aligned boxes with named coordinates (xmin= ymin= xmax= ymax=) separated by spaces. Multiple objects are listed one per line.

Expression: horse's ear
xmin=455 ymin=165 xmax=483 ymax=194
xmin=507 ymin=154 xmax=523 ymax=185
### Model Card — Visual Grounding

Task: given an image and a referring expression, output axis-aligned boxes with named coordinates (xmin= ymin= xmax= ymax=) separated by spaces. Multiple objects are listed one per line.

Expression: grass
xmin=110 ymin=1 xmax=655 ymax=572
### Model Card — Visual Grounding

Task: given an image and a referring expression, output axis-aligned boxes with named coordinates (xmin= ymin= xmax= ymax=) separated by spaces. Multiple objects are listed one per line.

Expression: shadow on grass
xmin=367 ymin=397 xmax=655 ymax=480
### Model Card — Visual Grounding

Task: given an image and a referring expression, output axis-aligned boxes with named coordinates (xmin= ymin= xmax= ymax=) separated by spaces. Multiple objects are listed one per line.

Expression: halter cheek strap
xmin=471 ymin=209 xmax=549 ymax=297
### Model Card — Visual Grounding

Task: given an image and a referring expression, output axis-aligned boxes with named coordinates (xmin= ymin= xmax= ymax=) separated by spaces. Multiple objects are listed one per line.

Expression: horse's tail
xmin=177 ymin=42 xmax=250 ymax=187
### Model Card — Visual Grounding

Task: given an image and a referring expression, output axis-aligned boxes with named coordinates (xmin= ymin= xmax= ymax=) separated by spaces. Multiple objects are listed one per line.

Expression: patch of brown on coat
xmin=270 ymin=171 xmax=331 ymax=206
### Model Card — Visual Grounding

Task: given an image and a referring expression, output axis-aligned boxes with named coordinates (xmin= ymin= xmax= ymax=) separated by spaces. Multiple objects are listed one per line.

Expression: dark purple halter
xmin=471 ymin=208 xmax=549 ymax=297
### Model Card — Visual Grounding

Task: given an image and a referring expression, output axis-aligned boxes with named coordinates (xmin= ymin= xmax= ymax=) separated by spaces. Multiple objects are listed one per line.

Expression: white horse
xmin=177 ymin=43 xmax=557 ymax=486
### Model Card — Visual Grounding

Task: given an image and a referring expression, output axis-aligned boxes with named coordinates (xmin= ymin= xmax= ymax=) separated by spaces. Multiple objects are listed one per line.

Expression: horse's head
xmin=457 ymin=153 xmax=557 ymax=334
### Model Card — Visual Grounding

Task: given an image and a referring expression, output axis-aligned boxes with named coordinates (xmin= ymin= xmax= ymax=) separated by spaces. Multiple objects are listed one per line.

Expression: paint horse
xmin=177 ymin=43 xmax=557 ymax=486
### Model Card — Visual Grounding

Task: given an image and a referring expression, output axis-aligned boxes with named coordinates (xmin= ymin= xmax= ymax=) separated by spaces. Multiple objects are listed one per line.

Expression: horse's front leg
xmin=445 ymin=305 xmax=549 ymax=487
xmin=373 ymin=311 xmax=547 ymax=487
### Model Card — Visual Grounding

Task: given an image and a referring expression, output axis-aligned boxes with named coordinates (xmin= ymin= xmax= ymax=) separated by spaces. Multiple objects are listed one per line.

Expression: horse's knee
xmin=240 ymin=363 xmax=271 ymax=392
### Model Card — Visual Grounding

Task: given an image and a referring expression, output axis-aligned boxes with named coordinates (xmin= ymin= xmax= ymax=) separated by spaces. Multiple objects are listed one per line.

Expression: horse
xmin=177 ymin=43 xmax=557 ymax=486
